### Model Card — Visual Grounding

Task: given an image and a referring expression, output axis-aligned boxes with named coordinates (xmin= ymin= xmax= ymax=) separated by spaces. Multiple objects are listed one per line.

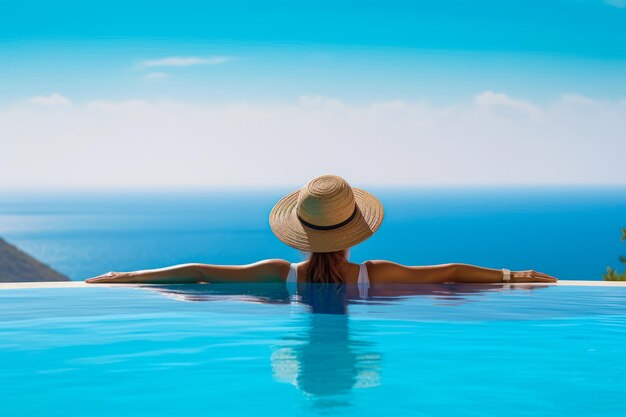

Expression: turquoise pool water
xmin=2 ymin=284 xmax=626 ymax=416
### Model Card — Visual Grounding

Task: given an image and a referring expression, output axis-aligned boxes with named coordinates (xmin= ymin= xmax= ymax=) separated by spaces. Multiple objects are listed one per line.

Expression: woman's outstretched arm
xmin=85 ymin=259 xmax=291 ymax=284
xmin=366 ymin=261 xmax=557 ymax=284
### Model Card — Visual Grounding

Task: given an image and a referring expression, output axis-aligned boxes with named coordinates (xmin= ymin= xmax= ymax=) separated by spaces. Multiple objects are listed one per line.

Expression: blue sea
xmin=1 ymin=187 xmax=625 ymax=281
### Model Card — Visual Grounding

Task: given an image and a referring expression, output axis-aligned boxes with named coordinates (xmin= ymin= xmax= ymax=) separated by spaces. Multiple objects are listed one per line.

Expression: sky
xmin=1 ymin=0 xmax=625 ymax=189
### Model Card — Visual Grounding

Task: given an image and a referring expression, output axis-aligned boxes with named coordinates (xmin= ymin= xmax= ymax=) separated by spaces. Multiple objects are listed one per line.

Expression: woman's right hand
xmin=86 ymin=271 xmax=131 ymax=283
xmin=512 ymin=270 xmax=557 ymax=283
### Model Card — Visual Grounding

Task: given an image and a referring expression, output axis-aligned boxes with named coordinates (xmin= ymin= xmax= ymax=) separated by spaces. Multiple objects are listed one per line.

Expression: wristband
xmin=502 ymin=268 xmax=511 ymax=282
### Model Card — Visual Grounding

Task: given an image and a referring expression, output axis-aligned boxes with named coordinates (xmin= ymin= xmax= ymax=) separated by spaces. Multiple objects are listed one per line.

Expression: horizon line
xmin=2 ymin=183 xmax=626 ymax=194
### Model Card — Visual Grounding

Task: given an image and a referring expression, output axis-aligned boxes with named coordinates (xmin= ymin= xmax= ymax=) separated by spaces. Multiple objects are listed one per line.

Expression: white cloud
xmin=85 ymin=99 xmax=152 ymax=113
xmin=26 ymin=93 xmax=72 ymax=107
xmin=1 ymin=92 xmax=625 ymax=189
xmin=139 ymin=56 xmax=233 ymax=68
xmin=298 ymin=95 xmax=345 ymax=110
xmin=145 ymin=72 xmax=168 ymax=80
xmin=474 ymin=91 xmax=541 ymax=118
xmin=605 ymin=0 xmax=625 ymax=8
xmin=559 ymin=94 xmax=600 ymax=107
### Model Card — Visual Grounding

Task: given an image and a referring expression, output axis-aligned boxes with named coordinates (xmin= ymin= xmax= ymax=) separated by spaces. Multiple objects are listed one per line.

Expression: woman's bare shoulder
xmin=363 ymin=260 xmax=406 ymax=268
xmin=249 ymin=259 xmax=291 ymax=274
xmin=252 ymin=259 xmax=291 ymax=267
xmin=221 ymin=259 xmax=292 ymax=282
xmin=363 ymin=260 xmax=455 ymax=284
xmin=365 ymin=260 xmax=455 ymax=269
xmin=360 ymin=260 xmax=407 ymax=284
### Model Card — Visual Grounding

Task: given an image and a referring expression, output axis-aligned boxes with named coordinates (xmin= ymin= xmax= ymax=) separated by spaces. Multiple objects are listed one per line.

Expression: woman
xmin=86 ymin=175 xmax=557 ymax=285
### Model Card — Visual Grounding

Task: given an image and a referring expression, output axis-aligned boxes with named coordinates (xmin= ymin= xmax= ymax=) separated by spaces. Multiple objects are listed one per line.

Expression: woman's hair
xmin=306 ymin=250 xmax=348 ymax=284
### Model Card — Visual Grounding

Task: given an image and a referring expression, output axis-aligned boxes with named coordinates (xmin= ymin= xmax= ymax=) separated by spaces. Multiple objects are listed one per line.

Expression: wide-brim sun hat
xmin=269 ymin=175 xmax=384 ymax=253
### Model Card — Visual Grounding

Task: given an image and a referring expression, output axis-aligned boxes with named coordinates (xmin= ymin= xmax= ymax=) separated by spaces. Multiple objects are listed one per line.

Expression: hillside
xmin=0 ymin=237 xmax=69 ymax=282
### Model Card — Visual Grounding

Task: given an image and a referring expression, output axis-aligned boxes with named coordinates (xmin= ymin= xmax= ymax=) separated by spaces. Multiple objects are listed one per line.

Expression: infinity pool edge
xmin=1 ymin=280 xmax=625 ymax=290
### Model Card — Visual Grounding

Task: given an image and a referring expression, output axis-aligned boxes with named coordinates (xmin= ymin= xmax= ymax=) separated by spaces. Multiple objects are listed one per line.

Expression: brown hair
xmin=306 ymin=250 xmax=348 ymax=284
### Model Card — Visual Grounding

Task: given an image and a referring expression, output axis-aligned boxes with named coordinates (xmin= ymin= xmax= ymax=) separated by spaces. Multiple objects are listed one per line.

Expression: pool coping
xmin=1 ymin=280 xmax=626 ymax=290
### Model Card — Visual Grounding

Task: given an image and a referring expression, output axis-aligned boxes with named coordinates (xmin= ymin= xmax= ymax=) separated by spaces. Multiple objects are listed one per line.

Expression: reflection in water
xmin=271 ymin=284 xmax=382 ymax=404
xmin=145 ymin=282 xmax=547 ymax=407
xmin=146 ymin=282 xmax=541 ymax=305
xmin=146 ymin=282 xmax=292 ymax=304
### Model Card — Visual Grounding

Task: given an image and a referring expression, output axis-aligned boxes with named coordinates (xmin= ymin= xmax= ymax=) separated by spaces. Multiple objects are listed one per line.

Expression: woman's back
xmin=287 ymin=261 xmax=364 ymax=285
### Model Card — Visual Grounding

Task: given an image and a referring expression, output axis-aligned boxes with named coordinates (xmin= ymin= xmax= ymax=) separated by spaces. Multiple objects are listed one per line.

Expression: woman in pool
xmin=86 ymin=175 xmax=557 ymax=285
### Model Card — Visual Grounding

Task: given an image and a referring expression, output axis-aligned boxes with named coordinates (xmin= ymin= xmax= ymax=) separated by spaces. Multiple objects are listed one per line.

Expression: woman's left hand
xmin=512 ymin=270 xmax=558 ymax=283
xmin=86 ymin=271 xmax=131 ymax=283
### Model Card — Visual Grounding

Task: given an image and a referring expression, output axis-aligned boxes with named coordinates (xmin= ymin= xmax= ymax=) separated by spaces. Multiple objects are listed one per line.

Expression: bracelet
xmin=502 ymin=268 xmax=511 ymax=282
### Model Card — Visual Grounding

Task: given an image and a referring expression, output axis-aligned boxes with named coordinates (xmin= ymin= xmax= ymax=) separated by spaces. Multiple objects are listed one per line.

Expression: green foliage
xmin=604 ymin=228 xmax=626 ymax=281
xmin=604 ymin=266 xmax=626 ymax=281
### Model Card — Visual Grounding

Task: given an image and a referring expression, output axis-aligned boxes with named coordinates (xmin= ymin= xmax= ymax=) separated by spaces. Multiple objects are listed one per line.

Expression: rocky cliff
xmin=0 ymin=237 xmax=69 ymax=282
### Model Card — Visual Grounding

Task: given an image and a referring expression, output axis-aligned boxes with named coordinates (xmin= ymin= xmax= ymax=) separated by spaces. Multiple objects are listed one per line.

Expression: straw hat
xmin=269 ymin=175 xmax=384 ymax=252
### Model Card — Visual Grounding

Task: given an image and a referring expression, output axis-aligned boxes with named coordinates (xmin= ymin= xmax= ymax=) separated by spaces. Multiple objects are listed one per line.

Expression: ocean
xmin=0 ymin=187 xmax=625 ymax=281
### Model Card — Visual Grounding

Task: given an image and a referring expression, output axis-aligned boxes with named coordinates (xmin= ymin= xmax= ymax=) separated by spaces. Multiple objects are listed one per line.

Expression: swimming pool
xmin=2 ymin=283 xmax=626 ymax=417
